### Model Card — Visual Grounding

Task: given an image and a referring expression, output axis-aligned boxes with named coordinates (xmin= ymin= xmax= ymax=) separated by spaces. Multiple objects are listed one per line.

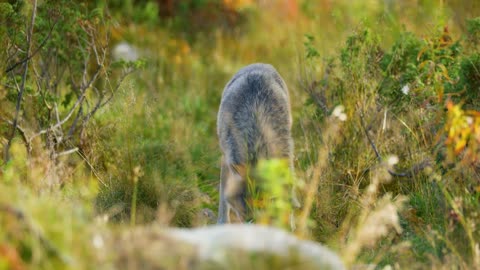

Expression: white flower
xmin=93 ymin=234 xmax=104 ymax=249
xmin=401 ymin=84 xmax=410 ymax=95
xmin=332 ymin=105 xmax=347 ymax=121
xmin=466 ymin=116 xmax=474 ymax=125
xmin=387 ymin=155 xmax=399 ymax=166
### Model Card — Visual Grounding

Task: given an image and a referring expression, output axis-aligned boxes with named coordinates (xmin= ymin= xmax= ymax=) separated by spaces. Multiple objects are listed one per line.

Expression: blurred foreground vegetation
xmin=1 ymin=0 xmax=480 ymax=269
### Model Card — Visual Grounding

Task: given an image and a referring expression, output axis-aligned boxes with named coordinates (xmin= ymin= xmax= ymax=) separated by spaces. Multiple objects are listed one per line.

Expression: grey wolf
xmin=217 ymin=63 xmax=299 ymax=225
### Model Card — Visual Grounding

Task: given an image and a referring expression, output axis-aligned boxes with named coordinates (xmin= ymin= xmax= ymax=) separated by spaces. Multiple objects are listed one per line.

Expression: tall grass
xmin=1 ymin=1 xmax=480 ymax=269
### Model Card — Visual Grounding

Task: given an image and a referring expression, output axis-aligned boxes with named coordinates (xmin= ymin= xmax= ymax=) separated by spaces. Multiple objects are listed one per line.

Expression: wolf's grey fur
xmin=217 ymin=63 xmax=298 ymax=225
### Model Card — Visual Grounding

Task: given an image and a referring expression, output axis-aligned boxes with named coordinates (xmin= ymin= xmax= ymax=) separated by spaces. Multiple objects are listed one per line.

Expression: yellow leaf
xmin=417 ymin=46 xmax=428 ymax=61
xmin=454 ymin=139 xmax=466 ymax=154
xmin=437 ymin=64 xmax=452 ymax=82
xmin=418 ymin=60 xmax=430 ymax=70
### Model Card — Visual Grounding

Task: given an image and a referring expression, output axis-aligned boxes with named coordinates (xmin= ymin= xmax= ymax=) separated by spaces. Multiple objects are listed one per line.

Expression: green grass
xmin=1 ymin=1 xmax=480 ymax=269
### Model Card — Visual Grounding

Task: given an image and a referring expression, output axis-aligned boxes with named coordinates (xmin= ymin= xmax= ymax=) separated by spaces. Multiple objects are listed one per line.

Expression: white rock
xmin=113 ymin=41 xmax=139 ymax=62
xmin=168 ymin=224 xmax=345 ymax=269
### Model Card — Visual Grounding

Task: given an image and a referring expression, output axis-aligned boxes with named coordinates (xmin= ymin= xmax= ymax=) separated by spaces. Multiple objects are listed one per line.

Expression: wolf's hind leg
xmin=217 ymin=160 xmax=230 ymax=224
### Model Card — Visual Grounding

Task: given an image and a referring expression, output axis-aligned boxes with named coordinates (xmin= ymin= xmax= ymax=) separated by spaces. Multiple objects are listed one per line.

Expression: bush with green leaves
xmin=302 ymin=18 xmax=480 ymax=267
xmin=1 ymin=0 xmax=138 ymax=165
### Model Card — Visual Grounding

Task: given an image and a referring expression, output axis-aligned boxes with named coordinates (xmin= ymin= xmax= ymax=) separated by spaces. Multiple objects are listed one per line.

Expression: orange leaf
xmin=0 ymin=244 xmax=25 ymax=270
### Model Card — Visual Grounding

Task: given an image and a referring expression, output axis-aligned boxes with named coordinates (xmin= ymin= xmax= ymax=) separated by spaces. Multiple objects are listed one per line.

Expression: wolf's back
xmin=217 ymin=63 xmax=293 ymax=167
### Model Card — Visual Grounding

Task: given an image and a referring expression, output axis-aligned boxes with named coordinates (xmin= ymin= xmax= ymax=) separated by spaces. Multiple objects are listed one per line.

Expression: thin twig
xmin=82 ymin=17 xmax=124 ymax=112
xmin=54 ymin=103 xmax=66 ymax=142
xmin=359 ymin=110 xmax=431 ymax=177
xmin=81 ymin=51 xmax=91 ymax=88
xmin=85 ymin=69 xmax=134 ymax=124
xmin=29 ymin=65 xmax=102 ymax=143
xmin=4 ymin=0 xmax=38 ymax=162
xmin=300 ymin=62 xmax=331 ymax=115
xmin=53 ymin=147 xmax=78 ymax=158
xmin=66 ymin=106 xmax=83 ymax=139
xmin=29 ymin=95 xmax=85 ymax=142
xmin=0 ymin=117 xmax=32 ymax=152
xmin=73 ymin=146 xmax=107 ymax=187
xmin=5 ymin=19 xmax=58 ymax=73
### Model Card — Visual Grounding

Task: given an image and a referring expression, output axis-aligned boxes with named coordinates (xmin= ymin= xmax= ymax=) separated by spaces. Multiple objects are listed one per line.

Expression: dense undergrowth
xmin=1 ymin=0 xmax=480 ymax=269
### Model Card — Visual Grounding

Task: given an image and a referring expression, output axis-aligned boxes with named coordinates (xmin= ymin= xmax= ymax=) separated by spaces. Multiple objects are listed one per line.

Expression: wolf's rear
xmin=217 ymin=63 xmax=297 ymax=224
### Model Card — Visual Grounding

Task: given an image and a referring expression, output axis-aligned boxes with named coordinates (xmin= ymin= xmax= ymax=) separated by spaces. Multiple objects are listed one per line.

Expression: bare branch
xmin=81 ymin=51 xmax=91 ymax=88
xmin=73 ymin=147 xmax=108 ymax=187
xmin=29 ymin=64 xmax=102 ymax=143
xmin=299 ymin=61 xmax=331 ymax=115
xmin=5 ymin=19 xmax=58 ymax=74
xmin=4 ymin=0 xmax=38 ymax=162
xmin=52 ymin=103 xmax=64 ymax=144
xmin=0 ymin=117 xmax=32 ymax=153
xmin=99 ymin=83 xmax=121 ymax=107
xmin=67 ymin=64 xmax=80 ymax=96
xmin=82 ymin=64 xmax=102 ymax=92
xmin=66 ymin=105 xmax=83 ymax=139
xmin=53 ymin=147 xmax=78 ymax=158
xmin=80 ymin=29 xmax=120 ymax=125
xmin=5 ymin=28 xmax=24 ymax=64
xmin=84 ymin=69 xmax=134 ymax=124
xmin=29 ymin=95 xmax=85 ymax=142
xmin=359 ymin=110 xmax=432 ymax=178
